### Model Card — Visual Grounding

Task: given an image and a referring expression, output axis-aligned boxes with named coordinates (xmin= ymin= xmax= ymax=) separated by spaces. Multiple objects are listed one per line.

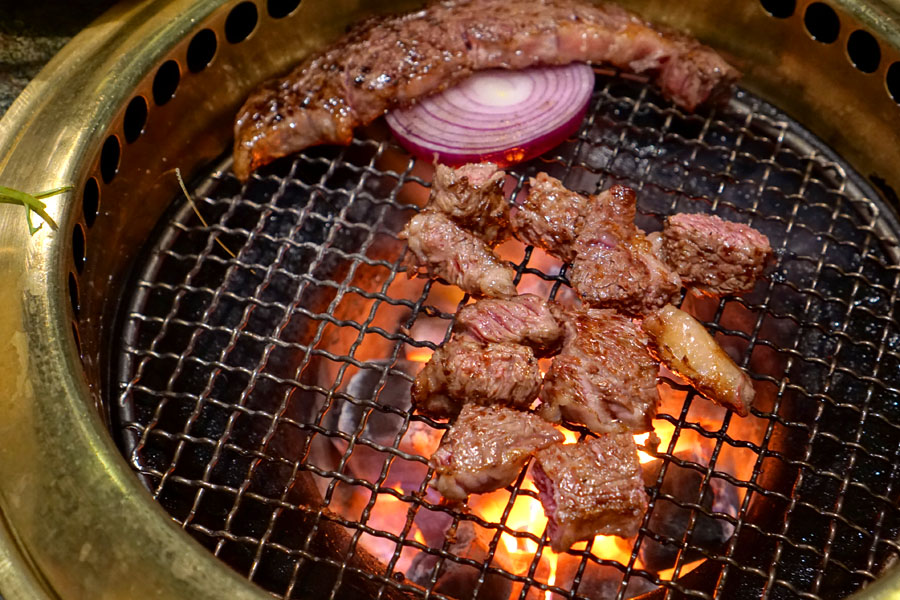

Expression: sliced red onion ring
xmin=386 ymin=63 xmax=595 ymax=167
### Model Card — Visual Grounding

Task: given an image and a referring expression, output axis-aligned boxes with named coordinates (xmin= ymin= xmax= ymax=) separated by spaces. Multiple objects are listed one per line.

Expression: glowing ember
xmin=657 ymin=558 xmax=705 ymax=581
xmin=406 ymin=346 xmax=434 ymax=363
xmin=558 ymin=427 xmax=578 ymax=444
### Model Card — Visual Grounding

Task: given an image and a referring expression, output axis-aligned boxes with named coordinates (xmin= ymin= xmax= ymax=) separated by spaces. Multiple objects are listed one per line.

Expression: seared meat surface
xmin=401 ymin=211 xmax=517 ymax=298
xmin=453 ymin=294 xmax=566 ymax=357
xmin=412 ymin=339 xmax=542 ymax=419
xmin=642 ymin=304 xmax=756 ymax=416
xmin=662 ymin=213 xmax=773 ymax=295
xmin=430 ymin=404 xmax=564 ymax=500
xmin=428 ymin=163 xmax=510 ymax=245
xmin=568 ymin=185 xmax=682 ymax=316
xmin=539 ymin=308 xmax=659 ymax=434
xmin=533 ymin=434 xmax=648 ymax=551
xmin=510 ymin=173 xmax=588 ymax=262
xmin=511 ymin=179 xmax=681 ymax=315
xmin=233 ymin=0 xmax=739 ymax=179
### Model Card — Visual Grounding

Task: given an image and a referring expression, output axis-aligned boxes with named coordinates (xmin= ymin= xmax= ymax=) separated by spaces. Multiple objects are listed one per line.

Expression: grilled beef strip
xmin=642 ymin=304 xmax=756 ymax=416
xmin=661 ymin=212 xmax=773 ymax=295
xmin=428 ymin=163 xmax=510 ymax=245
xmin=233 ymin=0 xmax=739 ymax=179
xmin=430 ymin=404 xmax=564 ymax=500
xmin=411 ymin=339 xmax=543 ymax=419
xmin=400 ymin=211 xmax=518 ymax=298
xmin=453 ymin=294 xmax=567 ymax=358
xmin=538 ymin=307 xmax=659 ymax=434
xmin=533 ymin=434 xmax=649 ymax=551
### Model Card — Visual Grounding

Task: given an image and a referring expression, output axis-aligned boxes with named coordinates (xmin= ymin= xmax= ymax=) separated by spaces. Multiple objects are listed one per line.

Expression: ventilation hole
xmin=267 ymin=0 xmax=300 ymax=18
xmin=71 ymin=323 xmax=82 ymax=356
xmin=123 ymin=96 xmax=148 ymax=143
xmin=72 ymin=224 xmax=86 ymax=274
xmin=100 ymin=135 xmax=120 ymax=184
xmin=187 ymin=29 xmax=217 ymax=73
xmin=847 ymin=30 xmax=881 ymax=73
xmin=152 ymin=60 xmax=180 ymax=106
xmin=226 ymin=2 xmax=258 ymax=43
xmin=888 ymin=62 xmax=900 ymax=104
xmin=804 ymin=2 xmax=840 ymax=43
xmin=68 ymin=272 xmax=79 ymax=317
xmin=83 ymin=177 xmax=99 ymax=227
xmin=760 ymin=0 xmax=795 ymax=18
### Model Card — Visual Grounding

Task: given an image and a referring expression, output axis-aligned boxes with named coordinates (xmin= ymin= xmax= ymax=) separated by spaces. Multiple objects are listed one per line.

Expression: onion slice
xmin=386 ymin=63 xmax=594 ymax=167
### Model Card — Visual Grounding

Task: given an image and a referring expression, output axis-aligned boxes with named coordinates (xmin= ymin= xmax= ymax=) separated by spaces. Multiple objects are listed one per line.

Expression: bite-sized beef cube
xmin=533 ymin=434 xmax=648 ymax=551
xmin=510 ymin=173 xmax=588 ymax=262
xmin=453 ymin=294 xmax=567 ymax=357
xmin=568 ymin=186 xmax=682 ymax=316
xmin=430 ymin=404 xmax=564 ymax=500
xmin=539 ymin=308 xmax=659 ymax=434
xmin=661 ymin=212 xmax=773 ymax=295
xmin=428 ymin=163 xmax=510 ymax=245
xmin=412 ymin=339 xmax=542 ymax=419
xmin=401 ymin=211 xmax=517 ymax=298
xmin=642 ymin=304 xmax=755 ymax=416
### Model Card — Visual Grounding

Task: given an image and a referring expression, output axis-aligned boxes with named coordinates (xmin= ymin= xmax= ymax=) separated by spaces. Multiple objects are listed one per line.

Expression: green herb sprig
xmin=0 ymin=185 xmax=71 ymax=234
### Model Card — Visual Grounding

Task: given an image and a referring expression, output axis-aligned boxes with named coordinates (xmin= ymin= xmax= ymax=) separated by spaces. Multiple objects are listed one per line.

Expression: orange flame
xmin=406 ymin=347 xmax=434 ymax=363
xmin=657 ymin=558 xmax=705 ymax=581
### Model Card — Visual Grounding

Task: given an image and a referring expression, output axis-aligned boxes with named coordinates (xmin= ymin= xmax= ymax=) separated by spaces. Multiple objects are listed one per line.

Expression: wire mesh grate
xmin=113 ymin=69 xmax=900 ymax=600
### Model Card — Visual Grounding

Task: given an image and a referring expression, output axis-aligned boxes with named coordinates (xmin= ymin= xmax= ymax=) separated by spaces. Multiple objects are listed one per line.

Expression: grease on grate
xmin=114 ymin=71 xmax=900 ymax=600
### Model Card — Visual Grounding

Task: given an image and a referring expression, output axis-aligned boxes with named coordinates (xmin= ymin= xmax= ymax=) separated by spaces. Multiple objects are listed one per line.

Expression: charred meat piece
xmin=412 ymin=339 xmax=542 ymax=419
xmin=428 ymin=163 xmax=510 ymax=245
xmin=510 ymin=173 xmax=589 ymax=262
xmin=661 ymin=213 xmax=773 ymax=295
xmin=533 ymin=434 xmax=649 ymax=551
xmin=401 ymin=211 xmax=517 ymax=298
xmin=453 ymin=294 xmax=566 ymax=357
xmin=233 ymin=0 xmax=739 ymax=179
xmin=642 ymin=304 xmax=755 ymax=416
xmin=568 ymin=186 xmax=682 ymax=316
xmin=430 ymin=404 xmax=564 ymax=500
xmin=539 ymin=308 xmax=659 ymax=434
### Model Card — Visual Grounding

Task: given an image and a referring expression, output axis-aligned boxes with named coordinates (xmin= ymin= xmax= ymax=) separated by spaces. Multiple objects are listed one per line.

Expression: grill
xmin=2 ymin=0 xmax=900 ymax=599
xmin=113 ymin=70 xmax=900 ymax=600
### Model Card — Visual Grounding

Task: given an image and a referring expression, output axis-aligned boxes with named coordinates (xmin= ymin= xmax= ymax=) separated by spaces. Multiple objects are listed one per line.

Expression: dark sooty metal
xmin=112 ymin=70 xmax=900 ymax=600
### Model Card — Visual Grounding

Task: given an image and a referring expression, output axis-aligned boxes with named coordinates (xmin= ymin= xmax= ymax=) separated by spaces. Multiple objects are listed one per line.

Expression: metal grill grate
xmin=113 ymin=69 xmax=900 ymax=600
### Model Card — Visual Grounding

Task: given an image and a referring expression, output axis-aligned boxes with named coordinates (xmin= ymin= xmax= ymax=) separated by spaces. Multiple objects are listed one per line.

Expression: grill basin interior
xmin=114 ymin=72 xmax=900 ymax=599
xmin=1 ymin=0 xmax=900 ymax=599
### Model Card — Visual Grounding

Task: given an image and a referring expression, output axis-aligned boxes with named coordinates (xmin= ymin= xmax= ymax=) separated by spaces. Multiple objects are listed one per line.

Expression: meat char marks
xmin=401 ymin=162 xmax=517 ymax=298
xmin=412 ymin=339 xmax=542 ymax=419
xmin=453 ymin=294 xmax=566 ymax=357
xmin=568 ymin=185 xmax=682 ymax=315
xmin=509 ymin=173 xmax=588 ymax=262
xmin=533 ymin=434 xmax=648 ymax=551
xmin=431 ymin=404 xmax=564 ymax=500
xmin=661 ymin=213 xmax=773 ymax=296
xmin=539 ymin=308 xmax=659 ymax=434
xmin=512 ymin=177 xmax=681 ymax=315
xmin=428 ymin=163 xmax=510 ymax=245
xmin=233 ymin=0 xmax=739 ymax=179
xmin=402 ymin=210 xmax=517 ymax=299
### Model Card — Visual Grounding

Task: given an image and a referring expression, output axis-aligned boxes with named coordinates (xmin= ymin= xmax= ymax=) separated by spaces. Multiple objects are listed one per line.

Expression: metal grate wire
xmin=113 ymin=69 xmax=900 ymax=600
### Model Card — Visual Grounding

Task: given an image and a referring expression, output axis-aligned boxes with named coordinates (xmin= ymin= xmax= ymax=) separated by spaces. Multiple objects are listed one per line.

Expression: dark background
xmin=0 ymin=0 xmax=118 ymax=117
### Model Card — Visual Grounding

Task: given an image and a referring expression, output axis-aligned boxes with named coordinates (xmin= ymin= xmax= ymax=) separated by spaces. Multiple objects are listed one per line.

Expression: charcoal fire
xmin=295 ymin=163 xmax=777 ymax=600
